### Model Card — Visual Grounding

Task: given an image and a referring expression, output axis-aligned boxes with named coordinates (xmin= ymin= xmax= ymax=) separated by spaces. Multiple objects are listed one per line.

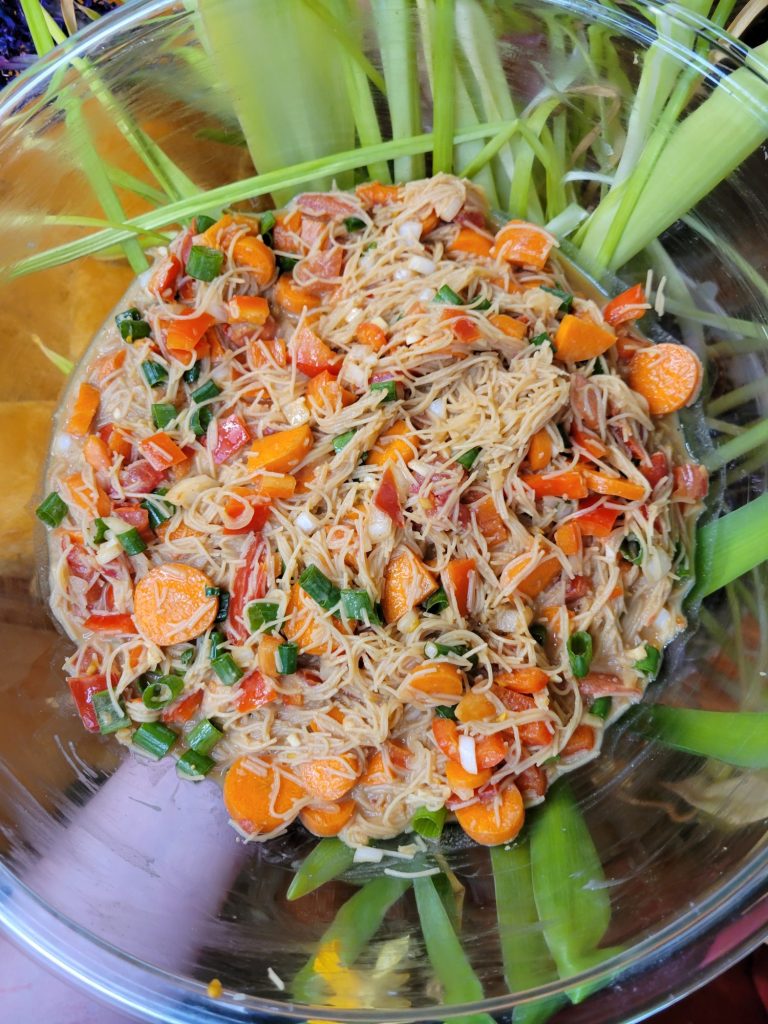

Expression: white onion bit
xmin=353 ymin=846 xmax=384 ymax=863
xmin=296 ymin=510 xmax=321 ymax=535
xmin=408 ymin=255 xmax=436 ymax=275
xmin=459 ymin=734 xmax=478 ymax=775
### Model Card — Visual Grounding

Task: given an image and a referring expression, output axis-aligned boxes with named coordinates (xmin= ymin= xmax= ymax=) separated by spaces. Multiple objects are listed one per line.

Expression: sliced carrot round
xmin=431 ymin=718 xmax=509 ymax=769
xmin=495 ymin=668 xmax=549 ymax=694
xmin=300 ymin=799 xmax=356 ymax=836
xmin=445 ymin=760 xmax=492 ymax=793
xmin=224 ymin=756 xmax=304 ymax=835
xmin=405 ymin=662 xmax=465 ymax=703
xmin=133 ymin=562 xmax=219 ymax=646
xmin=297 ymin=753 xmax=362 ymax=801
xmin=628 ymin=343 xmax=702 ymax=415
xmin=455 ymin=783 xmax=525 ymax=846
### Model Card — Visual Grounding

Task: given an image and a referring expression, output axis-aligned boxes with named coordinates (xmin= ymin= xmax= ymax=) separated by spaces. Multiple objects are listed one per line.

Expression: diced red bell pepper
xmin=603 ymin=284 xmax=647 ymax=327
xmin=223 ymin=497 xmax=271 ymax=535
xmin=83 ymin=613 xmax=138 ymax=635
xmin=673 ymin=463 xmax=708 ymax=501
xmin=641 ymin=451 xmax=670 ymax=488
xmin=67 ymin=674 xmax=107 ymax=733
xmin=227 ymin=537 xmax=267 ymax=643
xmin=373 ymin=464 xmax=404 ymax=527
xmin=213 ymin=414 xmax=250 ymax=465
xmin=113 ymin=505 xmax=152 ymax=540
xmin=235 ymin=670 xmax=277 ymax=713
xmin=120 ymin=459 xmax=166 ymax=494
xmin=289 ymin=325 xmax=342 ymax=377
xmin=162 ymin=690 xmax=203 ymax=725
xmin=149 ymin=254 xmax=182 ymax=301
xmin=576 ymin=498 xmax=621 ymax=538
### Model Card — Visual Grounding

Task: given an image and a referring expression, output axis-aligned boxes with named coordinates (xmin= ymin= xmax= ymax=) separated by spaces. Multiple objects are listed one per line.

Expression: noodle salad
xmin=36 ymin=174 xmax=705 ymax=847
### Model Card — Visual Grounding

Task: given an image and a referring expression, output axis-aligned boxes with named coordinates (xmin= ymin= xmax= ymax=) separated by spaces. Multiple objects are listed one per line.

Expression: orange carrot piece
xmin=448 ymin=227 xmax=492 ymax=258
xmin=248 ymin=423 xmax=314 ymax=474
xmin=366 ymin=420 xmax=418 ymax=466
xmin=106 ymin=427 xmax=132 ymax=461
xmin=554 ymin=521 xmax=581 ymax=556
xmin=223 ymin=757 xmax=304 ymax=835
xmin=139 ymin=431 xmax=187 ymax=471
xmin=290 ymin=325 xmax=342 ymax=377
xmin=527 ymin=429 xmax=553 ymax=471
xmin=356 ymin=321 xmax=388 ymax=351
xmin=492 ymin=221 xmax=554 ymax=269
xmin=502 ymin=549 xmax=562 ymax=599
xmin=553 ymin=315 xmax=616 ymax=362
xmin=584 ymin=469 xmax=646 ymax=501
xmin=355 ymin=181 xmax=403 ymax=207
xmin=258 ymin=634 xmax=283 ymax=676
xmin=83 ymin=435 xmax=111 ymax=473
xmin=455 ymin=691 xmax=495 ymax=722
xmin=520 ymin=470 xmax=588 ymax=499
xmin=305 ymin=370 xmax=355 ymax=413
xmin=227 ymin=295 xmax=270 ymax=325
xmin=199 ymin=213 xmax=258 ymax=248
xmin=495 ymin=668 xmax=549 ymax=694
xmin=249 ymin=336 xmax=288 ymax=369
xmin=284 ymin=582 xmax=345 ymax=655
xmin=405 ymin=662 xmax=465 ymax=703
xmin=382 ymin=546 xmax=438 ymax=624
xmin=442 ymin=557 xmax=476 ymax=617
xmin=90 ymin=349 xmax=126 ymax=385
xmin=473 ymin=495 xmax=508 ymax=548
xmin=252 ymin=473 xmax=297 ymax=499
xmin=455 ymin=783 xmax=525 ymax=846
xmin=296 ymin=753 xmax=361 ymax=801
xmin=300 ymin=799 xmax=356 ymax=837
xmin=628 ymin=343 xmax=702 ymax=415
xmin=66 ymin=383 xmax=100 ymax=436
xmin=446 ymin=761 xmax=492 ymax=793
xmin=232 ymin=235 xmax=276 ymax=286
xmin=562 ymin=724 xmax=596 ymax=756
xmin=603 ymin=284 xmax=648 ymax=326
xmin=133 ymin=562 xmax=219 ymax=645
xmin=362 ymin=750 xmax=395 ymax=786
xmin=274 ymin=273 xmax=321 ymax=314
xmin=165 ymin=312 xmax=215 ymax=353
xmin=489 ymin=313 xmax=527 ymax=341
xmin=63 ymin=472 xmax=111 ymax=517
xmin=431 ymin=717 xmax=509 ymax=769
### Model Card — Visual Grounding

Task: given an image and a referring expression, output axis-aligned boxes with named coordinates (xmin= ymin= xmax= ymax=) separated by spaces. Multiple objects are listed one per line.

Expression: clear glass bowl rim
xmin=1 ymin=0 xmax=768 ymax=1020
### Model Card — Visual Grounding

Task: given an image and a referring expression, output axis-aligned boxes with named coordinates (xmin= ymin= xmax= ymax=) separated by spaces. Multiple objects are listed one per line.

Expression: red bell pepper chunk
xmin=289 ymin=325 xmax=342 ymax=377
xmin=67 ymin=675 xmax=107 ymax=733
xmin=640 ymin=451 xmax=669 ymax=488
xmin=576 ymin=498 xmax=621 ymax=538
xmin=213 ymin=414 xmax=250 ymax=465
xmin=149 ymin=253 xmax=182 ymax=301
xmin=113 ymin=505 xmax=152 ymax=539
xmin=373 ymin=464 xmax=404 ymax=526
xmin=162 ymin=690 xmax=203 ymax=725
xmin=603 ymin=284 xmax=648 ymax=327
xmin=227 ymin=537 xmax=268 ymax=643
xmin=83 ymin=612 xmax=138 ymax=635
xmin=235 ymin=670 xmax=277 ymax=713
xmin=120 ymin=459 xmax=166 ymax=494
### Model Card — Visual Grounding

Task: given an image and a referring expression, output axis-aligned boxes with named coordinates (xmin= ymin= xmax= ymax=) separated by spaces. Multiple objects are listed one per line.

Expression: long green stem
xmin=708 ymin=377 xmax=768 ymax=417
xmin=431 ymin=0 xmax=457 ymax=174
xmin=286 ymin=838 xmax=355 ymax=901
xmin=704 ymin=418 xmax=768 ymax=472
xmin=693 ymin=493 xmax=768 ymax=598
xmin=635 ymin=707 xmax=768 ymax=767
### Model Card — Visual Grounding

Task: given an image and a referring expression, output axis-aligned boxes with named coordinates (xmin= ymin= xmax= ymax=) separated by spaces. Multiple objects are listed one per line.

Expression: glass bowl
xmin=1 ymin=1 xmax=768 ymax=1021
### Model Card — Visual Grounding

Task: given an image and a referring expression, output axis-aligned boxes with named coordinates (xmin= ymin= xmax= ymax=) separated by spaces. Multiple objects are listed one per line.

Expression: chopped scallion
xmin=195 ymin=214 xmax=216 ymax=233
xmin=116 ymin=307 xmax=151 ymax=342
xmin=276 ymin=642 xmax=299 ymax=674
xmin=635 ymin=644 xmax=661 ymax=678
xmin=529 ymin=622 xmax=548 ymax=646
xmin=333 ymin=429 xmax=357 ymax=452
xmin=592 ymin=357 xmax=606 ymax=375
xmin=299 ymin=565 xmax=341 ymax=611
xmin=567 ymin=631 xmax=593 ymax=678
xmin=141 ymin=360 xmax=169 ymax=387
xmin=180 ymin=647 xmax=196 ymax=667
xmin=469 ymin=297 xmax=492 ymax=311
xmin=214 ymin=590 xmax=230 ymax=622
xmin=211 ymin=653 xmax=243 ymax=686
xmin=209 ymin=630 xmax=225 ymax=660
xmin=423 ymin=587 xmax=448 ymax=613
xmin=590 ymin=697 xmax=612 ymax=720
xmin=92 ymin=690 xmax=130 ymax=734
xmin=116 ymin=527 xmax=146 ymax=555
xmin=435 ymin=705 xmax=457 ymax=721
xmin=620 ymin=535 xmax=644 ymax=565
xmin=530 ymin=332 xmax=553 ymax=349
xmin=541 ymin=286 xmax=573 ymax=312
xmin=152 ymin=403 xmax=177 ymax=429
xmin=93 ymin=517 xmax=109 ymax=544
xmin=187 ymin=718 xmax=223 ymax=755
xmin=371 ymin=379 xmax=398 ymax=402
xmin=434 ymin=284 xmax=463 ymax=305
xmin=141 ymin=494 xmax=175 ymax=530
xmin=36 ymin=491 xmax=68 ymax=528
xmin=247 ymin=601 xmax=280 ymax=633
xmin=133 ymin=721 xmax=177 ymax=759
xmin=340 ymin=589 xmax=380 ymax=624
xmin=411 ymin=805 xmax=446 ymax=839
xmin=190 ymin=405 xmax=213 ymax=436
xmin=177 ymin=749 xmax=215 ymax=780
xmin=183 ymin=361 xmax=201 ymax=385
xmin=260 ymin=210 xmax=276 ymax=237
xmin=141 ymin=674 xmax=184 ymax=710
xmin=455 ymin=446 xmax=482 ymax=471
xmin=344 ymin=216 xmax=366 ymax=231
xmin=191 ymin=379 xmax=222 ymax=404
xmin=424 ymin=640 xmax=468 ymax=659
xmin=186 ymin=244 xmax=223 ymax=281
xmin=277 ymin=254 xmax=299 ymax=272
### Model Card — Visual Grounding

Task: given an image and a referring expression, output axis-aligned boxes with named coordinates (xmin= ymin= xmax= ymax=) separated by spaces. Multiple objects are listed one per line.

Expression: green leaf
xmin=633 ymin=706 xmax=768 ymax=768
xmin=413 ymin=875 xmax=495 ymax=1024
xmin=286 ymin=838 xmax=355 ymax=901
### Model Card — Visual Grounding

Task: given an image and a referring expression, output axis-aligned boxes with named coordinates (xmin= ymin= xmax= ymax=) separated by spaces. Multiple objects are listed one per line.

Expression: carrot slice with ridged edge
xmin=455 ymin=783 xmax=525 ymax=846
xmin=297 ymin=753 xmax=362 ymax=801
xmin=628 ymin=342 xmax=703 ymax=415
xmin=223 ymin=757 xmax=305 ymax=835
xmin=134 ymin=562 xmax=219 ymax=645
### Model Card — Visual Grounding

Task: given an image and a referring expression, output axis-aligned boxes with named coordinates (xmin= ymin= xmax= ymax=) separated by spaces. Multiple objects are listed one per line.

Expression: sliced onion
xmin=459 ymin=734 xmax=478 ymax=775
xmin=429 ymin=398 xmax=445 ymax=417
xmin=398 ymin=219 xmax=422 ymax=244
xmin=405 ymin=330 xmax=423 ymax=346
xmin=296 ymin=510 xmax=321 ymax=535
xmin=408 ymin=255 xmax=436 ymax=275
xmin=419 ymin=288 xmax=434 ymax=302
xmin=353 ymin=846 xmax=384 ymax=863
xmin=394 ymin=267 xmax=411 ymax=282
xmin=367 ymin=505 xmax=393 ymax=542
xmin=284 ymin=397 xmax=310 ymax=425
